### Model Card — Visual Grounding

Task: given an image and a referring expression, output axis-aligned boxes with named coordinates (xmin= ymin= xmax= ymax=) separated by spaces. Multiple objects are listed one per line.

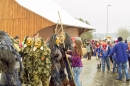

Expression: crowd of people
xmin=0 ymin=31 xmax=83 ymax=86
xmin=1 ymin=29 xmax=130 ymax=86
xmin=84 ymin=37 xmax=130 ymax=81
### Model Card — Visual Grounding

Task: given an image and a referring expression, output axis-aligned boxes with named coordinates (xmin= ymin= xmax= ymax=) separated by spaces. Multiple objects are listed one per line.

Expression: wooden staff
xmin=56 ymin=27 xmax=62 ymax=34
xmin=58 ymin=11 xmax=76 ymax=86
xmin=55 ymin=20 xmax=59 ymax=34
xmin=55 ymin=20 xmax=62 ymax=34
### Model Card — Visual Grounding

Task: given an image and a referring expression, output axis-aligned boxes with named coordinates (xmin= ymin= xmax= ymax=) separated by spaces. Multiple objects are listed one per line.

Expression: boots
xmin=97 ymin=64 xmax=101 ymax=68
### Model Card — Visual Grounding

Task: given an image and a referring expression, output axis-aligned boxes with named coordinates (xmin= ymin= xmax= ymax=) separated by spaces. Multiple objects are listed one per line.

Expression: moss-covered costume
xmin=19 ymin=36 xmax=33 ymax=85
xmin=21 ymin=46 xmax=32 ymax=84
xmin=29 ymin=38 xmax=52 ymax=86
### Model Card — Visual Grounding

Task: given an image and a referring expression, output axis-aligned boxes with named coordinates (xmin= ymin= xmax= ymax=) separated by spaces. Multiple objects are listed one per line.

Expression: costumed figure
xmin=29 ymin=37 xmax=52 ymax=86
xmin=48 ymin=34 xmax=63 ymax=86
xmin=0 ymin=31 xmax=22 ymax=86
xmin=19 ymin=36 xmax=33 ymax=85
xmin=58 ymin=32 xmax=75 ymax=86
xmin=11 ymin=36 xmax=23 ymax=86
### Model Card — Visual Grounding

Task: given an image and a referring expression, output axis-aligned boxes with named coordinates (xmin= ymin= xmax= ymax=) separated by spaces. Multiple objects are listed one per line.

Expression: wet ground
xmin=81 ymin=57 xmax=130 ymax=86
xmin=0 ymin=57 xmax=130 ymax=86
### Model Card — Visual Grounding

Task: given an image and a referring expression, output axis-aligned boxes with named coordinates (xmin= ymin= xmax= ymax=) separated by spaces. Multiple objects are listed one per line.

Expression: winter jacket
xmin=110 ymin=42 xmax=128 ymax=63
xmin=69 ymin=50 xmax=83 ymax=67
xmin=100 ymin=45 xmax=111 ymax=58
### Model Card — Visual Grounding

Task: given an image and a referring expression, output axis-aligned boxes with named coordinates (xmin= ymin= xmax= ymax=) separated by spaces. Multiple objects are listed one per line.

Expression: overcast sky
xmin=53 ymin=0 xmax=130 ymax=33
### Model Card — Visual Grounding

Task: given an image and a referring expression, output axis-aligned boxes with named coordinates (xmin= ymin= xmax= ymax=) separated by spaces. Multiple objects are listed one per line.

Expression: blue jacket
xmin=97 ymin=47 xmax=102 ymax=57
xmin=112 ymin=54 xmax=117 ymax=62
xmin=100 ymin=45 xmax=111 ymax=58
xmin=110 ymin=42 xmax=128 ymax=63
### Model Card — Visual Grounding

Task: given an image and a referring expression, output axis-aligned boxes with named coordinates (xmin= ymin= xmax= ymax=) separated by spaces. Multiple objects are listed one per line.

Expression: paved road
xmin=1 ymin=57 xmax=130 ymax=86
xmin=81 ymin=57 xmax=130 ymax=86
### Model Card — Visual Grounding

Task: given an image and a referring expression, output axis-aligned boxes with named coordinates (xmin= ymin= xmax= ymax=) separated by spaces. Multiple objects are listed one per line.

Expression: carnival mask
xmin=25 ymin=37 xmax=33 ymax=47
xmin=60 ymin=35 xmax=65 ymax=43
xmin=34 ymin=37 xmax=42 ymax=49
xmin=55 ymin=36 xmax=60 ymax=45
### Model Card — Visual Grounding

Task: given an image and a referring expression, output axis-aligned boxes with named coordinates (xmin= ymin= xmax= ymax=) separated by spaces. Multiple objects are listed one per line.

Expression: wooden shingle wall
xmin=0 ymin=0 xmax=54 ymax=40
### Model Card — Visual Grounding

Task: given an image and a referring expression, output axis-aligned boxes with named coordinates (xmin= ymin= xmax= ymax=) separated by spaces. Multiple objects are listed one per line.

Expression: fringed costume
xmin=58 ymin=32 xmax=75 ymax=86
xmin=0 ymin=31 xmax=22 ymax=86
xmin=48 ymin=34 xmax=63 ymax=86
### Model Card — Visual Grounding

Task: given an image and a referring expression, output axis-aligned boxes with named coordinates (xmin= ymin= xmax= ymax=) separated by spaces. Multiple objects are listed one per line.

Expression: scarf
xmin=101 ymin=44 xmax=108 ymax=51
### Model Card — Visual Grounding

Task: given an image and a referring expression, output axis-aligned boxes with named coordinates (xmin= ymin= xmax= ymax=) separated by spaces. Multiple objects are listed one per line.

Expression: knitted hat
xmin=114 ymin=39 xmax=118 ymax=43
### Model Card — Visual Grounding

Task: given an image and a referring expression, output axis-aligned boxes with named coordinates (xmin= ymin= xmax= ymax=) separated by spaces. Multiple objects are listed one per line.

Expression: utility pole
xmin=106 ymin=5 xmax=111 ymax=38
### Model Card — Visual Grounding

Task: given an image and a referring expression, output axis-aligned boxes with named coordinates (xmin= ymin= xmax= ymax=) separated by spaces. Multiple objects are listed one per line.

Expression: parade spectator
xmin=13 ymin=36 xmax=21 ymax=51
xmin=66 ymin=39 xmax=83 ymax=86
xmin=111 ymin=41 xmax=118 ymax=73
xmin=93 ymin=41 xmax=97 ymax=56
xmin=125 ymin=39 xmax=127 ymax=43
xmin=100 ymin=40 xmax=111 ymax=72
xmin=14 ymin=36 xmax=20 ymax=44
xmin=127 ymin=39 xmax=130 ymax=70
xmin=107 ymin=41 xmax=111 ymax=46
xmin=112 ymin=53 xmax=117 ymax=73
xmin=91 ymin=40 xmax=95 ymax=56
xmin=95 ymin=41 xmax=101 ymax=68
xmin=99 ymin=40 xmax=103 ymax=45
xmin=107 ymin=41 xmax=113 ymax=63
xmin=110 ymin=37 xmax=130 ymax=81
xmin=86 ymin=40 xmax=93 ymax=60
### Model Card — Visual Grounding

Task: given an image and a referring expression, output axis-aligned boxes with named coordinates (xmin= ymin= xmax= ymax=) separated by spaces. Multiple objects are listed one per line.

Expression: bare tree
xmin=76 ymin=18 xmax=92 ymax=39
xmin=76 ymin=17 xmax=90 ymax=25
xmin=80 ymin=31 xmax=93 ymax=41
xmin=117 ymin=27 xmax=130 ymax=40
